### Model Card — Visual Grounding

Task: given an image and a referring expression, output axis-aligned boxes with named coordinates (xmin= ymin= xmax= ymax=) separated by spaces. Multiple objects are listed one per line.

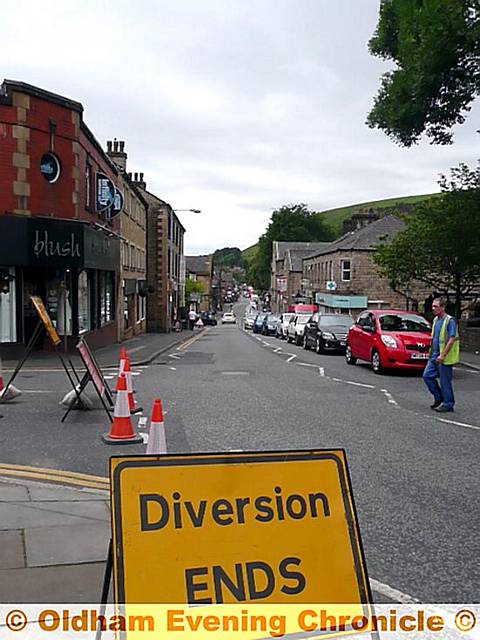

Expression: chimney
xmin=106 ymin=138 xmax=127 ymax=171
xmin=132 ymin=171 xmax=146 ymax=190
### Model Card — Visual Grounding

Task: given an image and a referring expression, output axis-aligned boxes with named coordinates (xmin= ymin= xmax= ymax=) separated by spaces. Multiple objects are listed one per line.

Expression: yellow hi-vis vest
xmin=431 ymin=314 xmax=460 ymax=365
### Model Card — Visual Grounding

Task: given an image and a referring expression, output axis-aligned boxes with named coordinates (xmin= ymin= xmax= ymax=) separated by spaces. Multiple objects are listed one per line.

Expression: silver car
xmin=276 ymin=313 xmax=295 ymax=339
xmin=286 ymin=314 xmax=311 ymax=345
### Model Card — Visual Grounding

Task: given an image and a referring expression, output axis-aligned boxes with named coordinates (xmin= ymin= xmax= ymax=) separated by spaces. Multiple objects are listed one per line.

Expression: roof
xmin=273 ymin=241 xmax=331 ymax=262
xmin=285 ymin=248 xmax=324 ymax=272
xmin=186 ymin=255 xmax=212 ymax=275
xmin=305 ymin=215 xmax=404 ymax=257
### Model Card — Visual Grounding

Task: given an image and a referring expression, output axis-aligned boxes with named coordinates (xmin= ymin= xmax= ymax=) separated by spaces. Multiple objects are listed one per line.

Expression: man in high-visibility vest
xmin=423 ymin=297 xmax=460 ymax=412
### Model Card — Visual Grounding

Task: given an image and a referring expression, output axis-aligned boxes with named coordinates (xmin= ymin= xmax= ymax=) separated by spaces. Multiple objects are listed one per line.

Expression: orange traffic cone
xmin=102 ymin=374 xmax=143 ymax=444
xmin=124 ymin=355 xmax=142 ymax=414
xmin=118 ymin=346 xmax=127 ymax=378
xmin=146 ymin=399 xmax=167 ymax=454
xmin=0 ymin=355 xmax=21 ymax=402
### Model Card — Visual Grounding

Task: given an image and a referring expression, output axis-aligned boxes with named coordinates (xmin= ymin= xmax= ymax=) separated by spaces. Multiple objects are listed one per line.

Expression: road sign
xmin=30 ymin=295 xmax=61 ymax=346
xmin=110 ymin=450 xmax=370 ymax=606
xmin=326 ymin=281 xmax=337 ymax=291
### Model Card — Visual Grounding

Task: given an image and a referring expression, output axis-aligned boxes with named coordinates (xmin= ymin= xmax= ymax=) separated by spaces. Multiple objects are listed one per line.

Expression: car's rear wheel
xmin=371 ymin=349 xmax=384 ymax=374
xmin=345 ymin=345 xmax=357 ymax=365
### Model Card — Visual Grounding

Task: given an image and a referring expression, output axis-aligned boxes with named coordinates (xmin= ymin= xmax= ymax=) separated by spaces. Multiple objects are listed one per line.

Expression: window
xmin=0 ymin=267 xmax=17 ymax=342
xmin=78 ymin=270 xmax=91 ymax=333
xmin=85 ymin=162 xmax=92 ymax=209
xmin=137 ymin=282 xmax=146 ymax=322
xmin=341 ymin=259 xmax=351 ymax=282
xmin=100 ymin=272 xmax=115 ymax=325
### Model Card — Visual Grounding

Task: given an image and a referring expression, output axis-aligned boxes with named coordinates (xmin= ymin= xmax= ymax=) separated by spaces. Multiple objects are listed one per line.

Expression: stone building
xmin=131 ymin=177 xmax=185 ymax=333
xmin=0 ymin=80 xmax=121 ymax=353
xmin=302 ymin=215 xmax=430 ymax=316
xmin=186 ymin=255 xmax=213 ymax=312
xmin=271 ymin=242 xmax=330 ymax=311
xmin=106 ymin=140 xmax=148 ymax=341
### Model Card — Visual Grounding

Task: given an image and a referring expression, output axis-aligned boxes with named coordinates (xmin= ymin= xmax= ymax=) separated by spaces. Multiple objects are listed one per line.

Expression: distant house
xmin=271 ymin=241 xmax=331 ymax=311
xmin=186 ymin=255 xmax=214 ymax=312
xmin=302 ymin=215 xmax=430 ymax=315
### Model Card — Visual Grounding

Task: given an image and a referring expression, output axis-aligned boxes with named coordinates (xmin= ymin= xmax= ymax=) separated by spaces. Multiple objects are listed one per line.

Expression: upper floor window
xmin=341 ymin=260 xmax=351 ymax=282
xmin=85 ymin=162 xmax=92 ymax=209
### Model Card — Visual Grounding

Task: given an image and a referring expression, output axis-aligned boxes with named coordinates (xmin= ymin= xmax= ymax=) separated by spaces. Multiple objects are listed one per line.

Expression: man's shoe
xmin=435 ymin=405 xmax=454 ymax=413
xmin=430 ymin=400 xmax=442 ymax=409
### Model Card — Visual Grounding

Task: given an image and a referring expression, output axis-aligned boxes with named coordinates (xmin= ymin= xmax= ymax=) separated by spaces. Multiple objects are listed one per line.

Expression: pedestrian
xmin=188 ymin=308 xmax=197 ymax=331
xmin=423 ymin=297 xmax=460 ymax=413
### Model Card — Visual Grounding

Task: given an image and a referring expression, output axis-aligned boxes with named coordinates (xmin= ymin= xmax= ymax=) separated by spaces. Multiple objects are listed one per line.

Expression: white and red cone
xmin=0 ymin=355 xmax=21 ymax=402
xmin=118 ymin=346 xmax=127 ymax=378
xmin=102 ymin=373 xmax=142 ymax=444
xmin=146 ymin=399 xmax=167 ymax=454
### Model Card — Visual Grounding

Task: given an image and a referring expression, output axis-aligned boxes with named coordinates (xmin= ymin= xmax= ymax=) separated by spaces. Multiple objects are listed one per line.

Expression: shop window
xmin=137 ymin=286 xmax=146 ymax=322
xmin=100 ymin=272 xmax=115 ymax=325
xmin=0 ymin=267 xmax=17 ymax=343
xmin=78 ymin=270 xmax=91 ymax=333
xmin=46 ymin=270 xmax=72 ymax=336
xmin=341 ymin=260 xmax=351 ymax=282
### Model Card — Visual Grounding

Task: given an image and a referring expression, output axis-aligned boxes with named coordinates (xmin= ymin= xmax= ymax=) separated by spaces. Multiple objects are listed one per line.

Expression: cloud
xmin=2 ymin=0 xmax=479 ymax=253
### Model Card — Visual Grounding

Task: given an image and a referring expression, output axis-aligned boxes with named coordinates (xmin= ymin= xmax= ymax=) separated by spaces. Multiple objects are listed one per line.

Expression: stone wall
xmin=459 ymin=321 xmax=480 ymax=353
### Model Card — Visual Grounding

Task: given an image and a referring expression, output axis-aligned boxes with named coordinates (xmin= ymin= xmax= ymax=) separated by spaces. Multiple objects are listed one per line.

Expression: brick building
xmin=302 ymin=215 xmax=430 ymax=315
xmin=106 ymin=140 xmax=148 ymax=341
xmin=0 ymin=80 xmax=122 ymax=353
xmin=137 ymin=179 xmax=185 ymax=333
xmin=186 ymin=255 xmax=213 ymax=312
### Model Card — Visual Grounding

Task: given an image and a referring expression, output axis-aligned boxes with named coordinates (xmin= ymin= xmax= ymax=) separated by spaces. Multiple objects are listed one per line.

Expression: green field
xmin=241 ymin=192 xmax=438 ymax=261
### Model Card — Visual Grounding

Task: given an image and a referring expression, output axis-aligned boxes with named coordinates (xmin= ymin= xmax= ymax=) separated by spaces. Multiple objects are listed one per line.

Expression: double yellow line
xmin=0 ymin=463 xmax=108 ymax=490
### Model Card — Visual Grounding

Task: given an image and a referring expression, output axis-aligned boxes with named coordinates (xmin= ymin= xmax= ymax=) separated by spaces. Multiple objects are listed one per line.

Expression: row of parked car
xmin=243 ymin=308 xmax=434 ymax=375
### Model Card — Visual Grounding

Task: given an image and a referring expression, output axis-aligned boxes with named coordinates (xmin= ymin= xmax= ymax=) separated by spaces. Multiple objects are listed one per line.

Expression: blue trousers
xmin=423 ymin=359 xmax=455 ymax=409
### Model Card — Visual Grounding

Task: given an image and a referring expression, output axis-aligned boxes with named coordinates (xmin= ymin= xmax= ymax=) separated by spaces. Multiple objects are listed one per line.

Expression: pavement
xmin=0 ymin=473 xmax=110 ymax=603
xmin=1 ymin=327 xmax=202 ymax=372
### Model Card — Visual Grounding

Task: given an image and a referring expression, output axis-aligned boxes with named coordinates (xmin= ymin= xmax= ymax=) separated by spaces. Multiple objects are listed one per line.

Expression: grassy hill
xmin=241 ymin=193 xmax=438 ymax=261
xmin=320 ymin=192 xmax=438 ymax=236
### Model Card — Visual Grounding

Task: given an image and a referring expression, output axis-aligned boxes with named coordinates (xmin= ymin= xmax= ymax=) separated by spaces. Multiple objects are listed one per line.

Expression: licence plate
xmin=411 ymin=353 xmax=429 ymax=359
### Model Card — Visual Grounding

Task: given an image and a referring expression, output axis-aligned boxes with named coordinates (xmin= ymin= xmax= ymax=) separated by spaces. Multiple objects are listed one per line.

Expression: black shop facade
xmin=0 ymin=216 xmax=120 ymax=354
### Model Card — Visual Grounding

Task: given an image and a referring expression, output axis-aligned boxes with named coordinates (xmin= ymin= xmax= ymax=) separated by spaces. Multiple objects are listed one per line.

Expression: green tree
xmin=185 ymin=278 xmax=205 ymax=300
xmin=374 ymin=163 xmax=480 ymax=317
xmin=248 ymin=203 xmax=334 ymax=290
xmin=213 ymin=247 xmax=245 ymax=269
xmin=367 ymin=0 xmax=480 ymax=146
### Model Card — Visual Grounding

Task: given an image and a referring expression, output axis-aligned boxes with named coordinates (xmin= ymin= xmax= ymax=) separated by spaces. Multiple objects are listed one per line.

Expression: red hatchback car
xmin=345 ymin=309 xmax=432 ymax=373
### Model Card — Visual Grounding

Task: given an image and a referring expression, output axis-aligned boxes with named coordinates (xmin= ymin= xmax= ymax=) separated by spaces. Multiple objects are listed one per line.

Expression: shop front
xmin=315 ymin=293 xmax=368 ymax=317
xmin=0 ymin=217 xmax=119 ymax=354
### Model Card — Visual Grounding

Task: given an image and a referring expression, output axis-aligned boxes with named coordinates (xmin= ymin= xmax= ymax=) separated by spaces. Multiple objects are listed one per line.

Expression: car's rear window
xmin=319 ymin=316 xmax=353 ymax=327
xmin=379 ymin=314 xmax=430 ymax=332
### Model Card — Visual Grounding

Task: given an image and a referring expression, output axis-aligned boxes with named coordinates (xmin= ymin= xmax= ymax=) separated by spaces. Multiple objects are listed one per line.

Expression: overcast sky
xmin=3 ymin=1 xmax=480 ymax=254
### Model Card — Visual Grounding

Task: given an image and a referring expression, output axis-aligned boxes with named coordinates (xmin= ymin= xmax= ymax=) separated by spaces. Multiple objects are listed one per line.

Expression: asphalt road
xmin=1 ymin=300 xmax=479 ymax=603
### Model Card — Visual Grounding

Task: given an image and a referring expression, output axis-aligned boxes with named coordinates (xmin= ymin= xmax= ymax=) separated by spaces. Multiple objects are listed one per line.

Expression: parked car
xmin=275 ymin=313 xmax=295 ymax=339
xmin=200 ymin=311 xmax=217 ymax=326
xmin=243 ymin=313 xmax=256 ymax=330
xmin=221 ymin=312 xmax=236 ymax=324
xmin=345 ymin=309 xmax=432 ymax=374
xmin=304 ymin=313 xmax=353 ymax=353
xmin=286 ymin=314 xmax=311 ymax=345
xmin=253 ymin=313 xmax=267 ymax=333
xmin=262 ymin=314 xmax=280 ymax=336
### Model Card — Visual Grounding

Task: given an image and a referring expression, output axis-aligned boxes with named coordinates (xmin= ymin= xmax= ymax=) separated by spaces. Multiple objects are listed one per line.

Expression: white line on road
xmin=286 ymin=354 xmax=297 ymax=362
xmin=169 ymin=367 xmax=176 ymax=371
xmin=131 ymin=372 xmax=142 ymax=376
xmin=435 ymin=417 xmax=480 ymax=431
xmin=331 ymin=377 xmax=375 ymax=389
xmin=369 ymin=578 xmax=420 ymax=604
xmin=168 ymin=354 xmax=181 ymax=360
xmin=318 ymin=367 xmax=325 ymax=377
xmin=297 ymin=362 xmax=318 ymax=367
xmin=21 ymin=390 xmax=54 ymax=393
xmin=137 ymin=417 xmax=148 ymax=429
xmin=380 ymin=388 xmax=399 ymax=407
xmin=273 ymin=347 xmax=282 ymax=353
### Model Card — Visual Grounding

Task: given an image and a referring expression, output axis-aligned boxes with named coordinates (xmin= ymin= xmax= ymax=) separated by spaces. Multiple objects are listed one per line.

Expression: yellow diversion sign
xmin=110 ymin=451 xmax=370 ymax=606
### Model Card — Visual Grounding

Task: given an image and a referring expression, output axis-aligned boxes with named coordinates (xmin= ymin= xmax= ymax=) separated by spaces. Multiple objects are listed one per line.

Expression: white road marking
xmin=380 ymin=388 xmax=399 ymax=407
xmin=21 ymin=390 xmax=54 ymax=393
xmin=273 ymin=347 xmax=282 ymax=353
xmin=169 ymin=367 xmax=177 ymax=371
xmin=369 ymin=578 xmax=420 ymax=604
xmin=297 ymin=362 xmax=318 ymax=368
xmin=228 ymin=449 xmax=244 ymax=452
xmin=104 ymin=375 xmax=115 ymax=380
xmin=131 ymin=371 xmax=142 ymax=376
xmin=331 ymin=377 xmax=375 ymax=389
xmin=141 ymin=433 xmax=148 ymax=443
xmin=137 ymin=416 xmax=148 ymax=429
xmin=318 ymin=367 xmax=325 ymax=377
xmin=221 ymin=371 xmax=250 ymax=376
xmin=286 ymin=354 xmax=297 ymax=362
xmin=435 ymin=417 xmax=480 ymax=431
xmin=168 ymin=354 xmax=181 ymax=360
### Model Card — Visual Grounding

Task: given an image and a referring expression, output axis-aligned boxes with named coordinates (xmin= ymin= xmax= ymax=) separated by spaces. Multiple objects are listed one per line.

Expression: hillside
xmin=241 ymin=192 xmax=438 ymax=261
